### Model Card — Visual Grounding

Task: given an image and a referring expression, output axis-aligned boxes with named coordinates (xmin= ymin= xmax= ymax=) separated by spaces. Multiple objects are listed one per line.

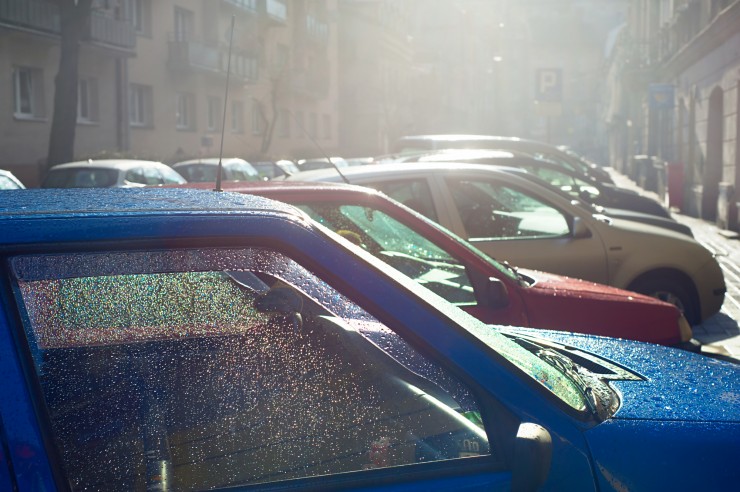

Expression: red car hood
xmin=522 ymin=268 xmax=667 ymax=304
xmin=515 ymin=268 xmax=684 ymax=346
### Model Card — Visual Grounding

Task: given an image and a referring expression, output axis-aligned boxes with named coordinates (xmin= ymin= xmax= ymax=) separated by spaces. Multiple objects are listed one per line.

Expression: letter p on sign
xmin=535 ymin=68 xmax=562 ymax=103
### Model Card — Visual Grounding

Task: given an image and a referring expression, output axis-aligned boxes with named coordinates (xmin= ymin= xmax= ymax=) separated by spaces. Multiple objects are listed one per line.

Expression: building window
xmin=77 ymin=78 xmax=99 ymax=123
xmin=176 ymin=93 xmax=195 ymax=130
xmin=251 ymin=100 xmax=264 ymax=135
xmin=275 ymin=44 xmax=290 ymax=72
xmin=323 ymin=114 xmax=331 ymax=139
xmin=231 ymin=101 xmax=244 ymax=133
xmin=13 ymin=66 xmax=44 ymax=119
xmin=278 ymin=108 xmax=290 ymax=137
xmin=174 ymin=6 xmax=194 ymax=42
xmin=207 ymin=96 xmax=221 ymax=132
xmin=129 ymin=84 xmax=153 ymax=127
xmin=230 ymin=54 xmax=259 ymax=83
xmin=128 ymin=0 xmax=152 ymax=36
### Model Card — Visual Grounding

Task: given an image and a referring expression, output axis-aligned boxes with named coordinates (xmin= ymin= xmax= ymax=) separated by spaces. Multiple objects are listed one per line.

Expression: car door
xmin=3 ymin=244 xmax=521 ymax=491
xmin=432 ymin=172 xmax=609 ymax=284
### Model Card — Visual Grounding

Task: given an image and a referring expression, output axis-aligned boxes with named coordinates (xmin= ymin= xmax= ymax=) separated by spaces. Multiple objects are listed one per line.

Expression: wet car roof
xmin=0 ymin=188 xmax=299 ymax=217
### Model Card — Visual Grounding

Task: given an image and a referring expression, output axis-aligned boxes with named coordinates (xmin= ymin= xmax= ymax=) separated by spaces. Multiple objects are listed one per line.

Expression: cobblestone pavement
xmin=608 ymin=169 xmax=740 ymax=363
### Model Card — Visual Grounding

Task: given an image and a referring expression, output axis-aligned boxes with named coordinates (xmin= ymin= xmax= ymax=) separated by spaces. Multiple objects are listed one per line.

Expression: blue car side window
xmin=11 ymin=248 xmax=494 ymax=490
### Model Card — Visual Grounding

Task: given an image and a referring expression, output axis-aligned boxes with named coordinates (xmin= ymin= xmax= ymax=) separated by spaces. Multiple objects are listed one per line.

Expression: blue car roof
xmin=0 ymin=188 xmax=298 ymax=217
xmin=0 ymin=188 xmax=305 ymax=245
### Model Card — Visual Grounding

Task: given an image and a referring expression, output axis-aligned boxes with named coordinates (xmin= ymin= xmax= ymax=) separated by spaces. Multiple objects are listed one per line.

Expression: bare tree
xmin=46 ymin=0 xmax=94 ymax=169
xmin=254 ymin=64 xmax=289 ymax=156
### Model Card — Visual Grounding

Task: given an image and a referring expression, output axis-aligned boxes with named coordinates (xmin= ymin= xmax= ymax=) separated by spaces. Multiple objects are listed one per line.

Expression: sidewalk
xmin=607 ymin=169 xmax=740 ymax=363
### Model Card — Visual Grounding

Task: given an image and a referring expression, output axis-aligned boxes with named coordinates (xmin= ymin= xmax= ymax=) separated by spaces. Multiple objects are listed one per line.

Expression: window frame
xmin=175 ymin=92 xmax=195 ymax=131
xmin=13 ymin=66 xmax=44 ymax=119
xmin=77 ymin=77 xmax=99 ymax=124
xmin=129 ymin=83 xmax=153 ymax=128
xmin=8 ymin=245 xmax=508 ymax=490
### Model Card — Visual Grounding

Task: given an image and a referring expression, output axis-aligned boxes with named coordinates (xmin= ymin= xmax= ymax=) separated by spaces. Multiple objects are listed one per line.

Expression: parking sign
xmin=535 ymin=68 xmax=563 ymax=102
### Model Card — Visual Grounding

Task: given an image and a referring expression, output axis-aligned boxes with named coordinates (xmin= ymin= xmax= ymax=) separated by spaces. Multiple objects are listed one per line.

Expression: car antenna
xmin=214 ymin=15 xmax=235 ymax=192
xmin=292 ymin=111 xmax=350 ymax=184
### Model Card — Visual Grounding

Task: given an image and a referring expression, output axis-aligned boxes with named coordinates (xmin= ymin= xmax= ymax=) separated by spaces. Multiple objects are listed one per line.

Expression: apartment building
xmin=1 ymin=0 xmax=135 ymax=186
xmin=1 ymin=0 xmax=339 ymax=186
xmin=605 ymin=0 xmax=740 ymax=230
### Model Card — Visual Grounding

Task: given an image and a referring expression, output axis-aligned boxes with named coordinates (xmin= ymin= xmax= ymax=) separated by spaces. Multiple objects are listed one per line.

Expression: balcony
xmin=0 ymin=0 xmax=59 ymax=34
xmin=88 ymin=11 xmax=135 ymax=51
xmin=262 ymin=0 xmax=287 ymax=25
xmin=647 ymin=0 xmax=739 ymax=72
xmin=168 ymin=36 xmax=222 ymax=73
xmin=221 ymin=0 xmax=258 ymax=16
xmin=302 ymin=14 xmax=329 ymax=45
xmin=0 ymin=0 xmax=134 ymax=52
xmin=168 ymin=34 xmax=258 ymax=83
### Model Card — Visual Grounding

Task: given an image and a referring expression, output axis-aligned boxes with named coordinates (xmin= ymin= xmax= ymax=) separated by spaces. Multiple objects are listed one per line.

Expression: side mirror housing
xmin=511 ymin=422 xmax=552 ymax=492
xmin=571 ymin=216 xmax=592 ymax=239
xmin=486 ymin=277 xmax=509 ymax=308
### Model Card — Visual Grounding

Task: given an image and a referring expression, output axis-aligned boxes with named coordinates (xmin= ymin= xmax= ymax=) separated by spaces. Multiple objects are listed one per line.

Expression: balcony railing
xmin=168 ymin=34 xmax=258 ymax=82
xmin=0 ymin=0 xmax=135 ymax=51
xmin=222 ymin=0 xmax=258 ymax=15
xmin=303 ymin=14 xmax=328 ymax=44
xmin=645 ymin=0 xmax=738 ymax=66
xmin=0 ymin=0 xmax=59 ymax=33
xmin=263 ymin=0 xmax=287 ymax=24
xmin=168 ymin=36 xmax=221 ymax=73
xmin=89 ymin=11 xmax=135 ymax=50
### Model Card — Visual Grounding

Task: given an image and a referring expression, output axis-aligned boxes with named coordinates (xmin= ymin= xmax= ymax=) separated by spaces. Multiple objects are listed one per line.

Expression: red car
xmin=177 ymin=180 xmax=696 ymax=350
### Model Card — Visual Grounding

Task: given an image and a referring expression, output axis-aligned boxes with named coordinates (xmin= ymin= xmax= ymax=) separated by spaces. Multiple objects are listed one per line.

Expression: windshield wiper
xmin=506 ymin=335 xmax=607 ymax=419
xmin=536 ymin=349 xmax=612 ymax=420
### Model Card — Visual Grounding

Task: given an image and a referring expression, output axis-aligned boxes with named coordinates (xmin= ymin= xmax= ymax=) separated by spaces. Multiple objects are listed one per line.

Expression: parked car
xmin=42 ymin=159 xmax=186 ymax=188
xmin=1 ymin=188 xmax=739 ymax=491
xmin=252 ymin=159 xmax=300 ymax=179
xmin=392 ymin=134 xmax=614 ymax=184
xmin=0 ymin=169 xmax=25 ymax=189
xmin=412 ymin=149 xmax=672 ymax=218
xmin=175 ymin=180 xmax=695 ymax=349
xmin=289 ymin=163 xmax=725 ymax=324
xmin=172 ymin=157 xmax=260 ymax=182
xmin=387 ymin=153 xmax=692 ymax=236
xmin=297 ymin=156 xmax=349 ymax=171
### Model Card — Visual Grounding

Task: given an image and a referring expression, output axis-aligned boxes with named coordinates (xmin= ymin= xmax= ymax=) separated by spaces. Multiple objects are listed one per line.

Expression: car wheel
xmin=629 ymin=273 xmax=700 ymax=325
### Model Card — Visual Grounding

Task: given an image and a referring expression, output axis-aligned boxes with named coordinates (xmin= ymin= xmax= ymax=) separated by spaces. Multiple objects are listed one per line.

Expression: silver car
xmin=288 ymin=162 xmax=726 ymax=325
xmin=172 ymin=157 xmax=260 ymax=183
xmin=42 ymin=159 xmax=186 ymax=188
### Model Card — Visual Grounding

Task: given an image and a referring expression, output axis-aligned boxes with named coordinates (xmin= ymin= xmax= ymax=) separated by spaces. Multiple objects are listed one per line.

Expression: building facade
xmin=605 ymin=0 xmax=740 ymax=230
xmin=1 ymin=0 xmax=135 ymax=186
xmin=337 ymin=0 xmax=415 ymax=157
xmin=1 ymin=0 xmax=339 ymax=186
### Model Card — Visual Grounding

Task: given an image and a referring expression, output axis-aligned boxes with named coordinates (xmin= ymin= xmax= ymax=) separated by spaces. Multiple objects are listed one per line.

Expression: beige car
xmin=288 ymin=162 xmax=726 ymax=325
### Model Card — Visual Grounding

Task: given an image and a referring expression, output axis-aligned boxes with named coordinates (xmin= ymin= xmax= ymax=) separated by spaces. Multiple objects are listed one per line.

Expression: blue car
xmin=0 ymin=188 xmax=738 ymax=491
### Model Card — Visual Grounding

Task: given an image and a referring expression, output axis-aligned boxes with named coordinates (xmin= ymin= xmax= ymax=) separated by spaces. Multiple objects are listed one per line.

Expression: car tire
xmin=629 ymin=273 xmax=700 ymax=325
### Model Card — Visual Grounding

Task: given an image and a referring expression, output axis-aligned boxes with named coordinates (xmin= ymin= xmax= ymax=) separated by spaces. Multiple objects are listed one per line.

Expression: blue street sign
xmin=649 ymin=84 xmax=674 ymax=109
